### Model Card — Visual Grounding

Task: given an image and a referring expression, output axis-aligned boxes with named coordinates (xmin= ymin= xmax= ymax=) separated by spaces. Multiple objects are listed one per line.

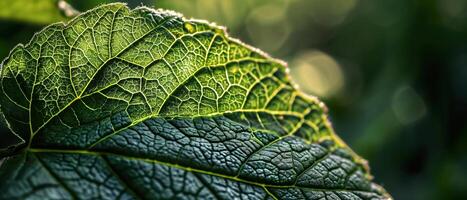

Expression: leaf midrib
xmin=26 ymin=148 xmax=377 ymax=194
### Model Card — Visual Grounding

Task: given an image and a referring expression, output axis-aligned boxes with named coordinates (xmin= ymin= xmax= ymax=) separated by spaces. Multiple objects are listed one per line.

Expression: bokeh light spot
xmin=391 ymin=86 xmax=427 ymax=125
xmin=289 ymin=50 xmax=345 ymax=98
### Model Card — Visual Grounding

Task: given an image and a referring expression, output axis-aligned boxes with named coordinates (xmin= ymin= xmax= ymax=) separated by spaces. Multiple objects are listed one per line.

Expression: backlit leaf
xmin=0 ymin=3 xmax=390 ymax=199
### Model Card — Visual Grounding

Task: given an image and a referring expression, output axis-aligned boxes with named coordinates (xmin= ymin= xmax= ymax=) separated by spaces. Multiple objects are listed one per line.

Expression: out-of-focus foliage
xmin=0 ymin=0 xmax=66 ymax=24
xmin=0 ymin=0 xmax=465 ymax=199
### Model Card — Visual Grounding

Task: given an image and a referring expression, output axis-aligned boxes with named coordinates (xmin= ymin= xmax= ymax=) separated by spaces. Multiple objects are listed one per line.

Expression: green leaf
xmin=0 ymin=3 xmax=391 ymax=199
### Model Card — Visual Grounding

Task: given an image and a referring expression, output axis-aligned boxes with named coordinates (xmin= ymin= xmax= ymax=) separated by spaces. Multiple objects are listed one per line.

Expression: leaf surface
xmin=0 ymin=3 xmax=390 ymax=200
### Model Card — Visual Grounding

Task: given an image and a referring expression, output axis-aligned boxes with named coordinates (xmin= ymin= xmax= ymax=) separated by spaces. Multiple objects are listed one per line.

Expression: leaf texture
xmin=0 ymin=3 xmax=391 ymax=200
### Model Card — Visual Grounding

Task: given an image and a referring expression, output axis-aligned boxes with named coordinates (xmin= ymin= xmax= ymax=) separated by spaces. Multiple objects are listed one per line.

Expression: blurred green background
xmin=1 ymin=0 xmax=466 ymax=199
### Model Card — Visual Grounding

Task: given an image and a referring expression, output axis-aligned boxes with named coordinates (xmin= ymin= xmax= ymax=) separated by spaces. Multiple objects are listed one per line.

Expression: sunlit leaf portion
xmin=0 ymin=3 xmax=390 ymax=199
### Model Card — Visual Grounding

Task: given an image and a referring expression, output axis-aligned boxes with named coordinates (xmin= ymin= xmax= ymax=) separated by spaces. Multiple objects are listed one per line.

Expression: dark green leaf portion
xmin=0 ymin=153 xmax=72 ymax=199
xmin=1 ymin=115 xmax=386 ymax=200
xmin=0 ymin=3 xmax=391 ymax=200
